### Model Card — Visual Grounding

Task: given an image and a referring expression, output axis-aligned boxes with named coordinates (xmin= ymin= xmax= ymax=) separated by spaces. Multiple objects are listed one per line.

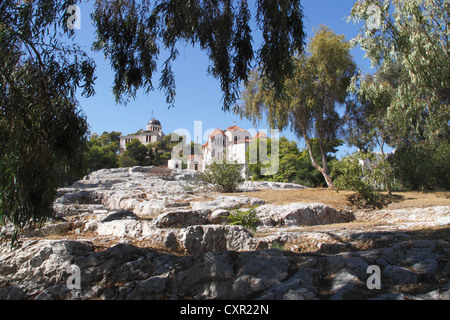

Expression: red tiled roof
xmin=209 ymin=128 xmax=226 ymax=138
xmin=253 ymin=132 xmax=268 ymax=139
xmin=226 ymin=125 xmax=247 ymax=133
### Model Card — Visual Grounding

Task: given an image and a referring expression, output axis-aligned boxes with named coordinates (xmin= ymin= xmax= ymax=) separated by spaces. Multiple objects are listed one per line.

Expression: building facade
xmin=169 ymin=124 xmax=266 ymax=173
xmin=119 ymin=118 xmax=165 ymax=154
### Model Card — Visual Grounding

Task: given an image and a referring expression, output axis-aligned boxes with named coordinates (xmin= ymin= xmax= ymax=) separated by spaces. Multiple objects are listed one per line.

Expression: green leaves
xmin=332 ymin=152 xmax=392 ymax=203
xmin=349 ymin=0 xmax=449 ymax=140
xmin=0 ymin=0 xmax=93 ymax=244
xmin=227 ymin=206 xmax=259 ymax=231
xmin=92 ymin=0 xmax=306 ymax=110
xmin=200 ymin=161 xmax=244 ymax=193
xmin=236 ymin=26 xmax=357 ymax=188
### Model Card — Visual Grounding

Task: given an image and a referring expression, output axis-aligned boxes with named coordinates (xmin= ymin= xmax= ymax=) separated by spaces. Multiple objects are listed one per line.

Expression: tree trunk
xmin=376 ymin=135 xmax=392 ymax=195
xmin=380 ymin=149 xmax=391 ymax=196
xmin=319 ymin=140 xmax=335 ymax=189
xmin=304 ymin=135 xmax=335 ymax=188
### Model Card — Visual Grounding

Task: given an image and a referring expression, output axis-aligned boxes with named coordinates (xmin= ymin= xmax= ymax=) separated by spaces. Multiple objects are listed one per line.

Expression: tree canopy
xmin=236 ymin=26 xmax=357 ymax=187
xmin=349 ymin=0 xmax=449 ymax=139
xmin=0 ymin=0 xmax=96 ymax=242
xmin=92 ymin=0 xmax=306 ymax=110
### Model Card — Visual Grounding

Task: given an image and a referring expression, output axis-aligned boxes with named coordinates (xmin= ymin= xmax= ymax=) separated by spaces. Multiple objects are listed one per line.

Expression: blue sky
xmin=74 ymin=0 xmax=376 ymax=157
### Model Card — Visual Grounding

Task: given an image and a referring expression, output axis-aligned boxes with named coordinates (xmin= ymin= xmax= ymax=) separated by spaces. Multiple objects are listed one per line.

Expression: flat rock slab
xmin=256 ymin=203 xmax=355 ymax=227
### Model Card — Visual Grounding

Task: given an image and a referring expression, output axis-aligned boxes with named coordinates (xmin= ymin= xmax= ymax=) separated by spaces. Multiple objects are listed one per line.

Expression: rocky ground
xmin=0 ymin=167 xmax=449 ymax=300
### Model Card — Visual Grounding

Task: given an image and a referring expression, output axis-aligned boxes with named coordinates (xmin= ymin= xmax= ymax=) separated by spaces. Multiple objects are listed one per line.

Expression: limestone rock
xmin=256 ymin=203 xmax=355 ymax=227
xmin=178 ymin=225 xmax=258 ymax=254
xmin=190 ymin=196 xmax=265 ymax=212
xmin=154 ymin=209 xmax=211 ymax=228
xmin=209 ymin=209 xmax=230 ymax=224
xmin=382 ymin=265 xmax=419 ymax=285
xmin=102 ymin=210 xmax=139 ymax=223
xmin=1 ymin=239 xmax=449 ymax=300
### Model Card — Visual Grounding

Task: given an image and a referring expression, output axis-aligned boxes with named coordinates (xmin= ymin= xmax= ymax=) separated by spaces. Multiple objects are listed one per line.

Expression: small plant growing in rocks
xmin=152 ymin=166 xmax=174 ymax=180
xmin=226 ymin=206 xmax=259 ymax=231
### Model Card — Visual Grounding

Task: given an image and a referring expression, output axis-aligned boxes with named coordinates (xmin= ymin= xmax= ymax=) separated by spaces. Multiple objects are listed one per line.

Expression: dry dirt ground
xmin=227 ymin=188 xmax=450 ymax=211
xmin=220 ymin=188 xmax=450 ymax=247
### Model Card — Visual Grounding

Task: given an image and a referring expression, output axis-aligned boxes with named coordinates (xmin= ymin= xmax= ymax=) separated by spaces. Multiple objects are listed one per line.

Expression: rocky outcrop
xmin=179 ymin=225 xmax=265 ymax=253
xmin=154 ymin=209 xmax=211 ymax=228
xmin=0 ymin=239 xmax=448 ymax=300
xmin=356 ymin=206 xmax=450 ymax=227
xmin=240 ymin=180 xmax=307 ymax=191
xmin=1 ymin=167 xmax=449 ymax=300
xmin=256 ymin=203 xmax=355 ymax=227
xmin=190 ymin=196 xmax=266 ymax=211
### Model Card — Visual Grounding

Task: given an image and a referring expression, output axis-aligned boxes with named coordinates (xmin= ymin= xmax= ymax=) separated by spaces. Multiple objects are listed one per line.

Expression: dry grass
xmin=380 ymin=191 xmax=450 ymax=210
xmin=226 ymin=188 xmax=450 ymax=212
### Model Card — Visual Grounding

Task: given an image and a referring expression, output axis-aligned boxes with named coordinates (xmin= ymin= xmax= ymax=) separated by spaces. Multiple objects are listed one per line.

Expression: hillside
xmin=0 ymin=167 xmax=449 ymax=300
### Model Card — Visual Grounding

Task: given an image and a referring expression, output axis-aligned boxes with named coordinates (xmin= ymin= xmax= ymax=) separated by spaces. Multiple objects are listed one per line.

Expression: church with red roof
xmin=182 ymin=123 xmax=268 ymax=176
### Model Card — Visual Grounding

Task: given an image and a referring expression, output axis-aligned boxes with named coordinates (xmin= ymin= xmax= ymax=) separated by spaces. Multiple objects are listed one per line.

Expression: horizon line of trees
xmin=84 ymin=132 xmax=189 ymax=172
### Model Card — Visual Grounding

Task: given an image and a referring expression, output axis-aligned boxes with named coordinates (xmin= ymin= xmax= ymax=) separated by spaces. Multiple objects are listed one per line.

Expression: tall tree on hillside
xmin=235 ymin=26 xmax=357 ymax=188
xmin=91 ymin=0 xmax=306 ymax=110
xmin=347 ymin=61 xmax=402 ymax=194
xmin=295 ymin=138 xmax=343 ymax=187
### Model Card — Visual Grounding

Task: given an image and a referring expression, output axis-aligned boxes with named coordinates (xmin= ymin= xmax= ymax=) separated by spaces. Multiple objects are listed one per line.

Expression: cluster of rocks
xmin=0 ymin=167 xmax=449 ymax=300
xmin=0 ymin=238 xmax=448 ymax=300
xmin=42 ymin=167 xmax=356 ymax=254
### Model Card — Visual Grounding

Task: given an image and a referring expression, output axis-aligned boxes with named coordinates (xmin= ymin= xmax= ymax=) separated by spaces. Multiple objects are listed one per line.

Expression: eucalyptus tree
xmin=91 ymin=0 xmax=306 ymax=110
xmin=349 ymin=0 xmax=449 ymax=140
xmin=235 ymin=26 xmax=357 ymax=188
xmin=0 ymin=0 xmax=95 ymax=243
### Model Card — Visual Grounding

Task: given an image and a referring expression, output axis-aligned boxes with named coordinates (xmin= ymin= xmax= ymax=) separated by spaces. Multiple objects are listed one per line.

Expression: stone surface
xmin=256 ymin=203 xmax=355 ymax=227
xmin=178 ymin=225 xmax=259 ymax=254
xmin=1 ymin=238 xmax=449 ymax=300
xmin=154 ymin=209 xmax=211 ymax=228
xmin=1 ymin=168 xmax=449 ymax=300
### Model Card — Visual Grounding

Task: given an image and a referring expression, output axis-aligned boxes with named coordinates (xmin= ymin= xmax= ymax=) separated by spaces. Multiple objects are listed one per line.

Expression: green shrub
xmin=391 ymin=141 xmax=450 ymax=190
xmin=200 ymin=161 xmax=244 ymax=193
xmin=119 ymin=154 xmax=139 ymax=167
xmin=332 ymin=152 xmax=389 ymax=203
xmin=227 ymin=207 xmax=259 ymax=231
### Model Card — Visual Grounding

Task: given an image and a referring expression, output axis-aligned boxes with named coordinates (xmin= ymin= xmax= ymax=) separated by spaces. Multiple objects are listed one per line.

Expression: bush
xmin=119 ymin=154 xmax=139 ymax=167
xmin=391 ymin=141 xmax=450 ymax=190
xmin=152 ymin=166 xmax=174 ymax=180
xmin=227 ymin=207 xmax=259 ymax=231
xmin=332 ymin=152 xmax=390 ymax=203
xmin=200 ymin=161 xmax=244 ymax=193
